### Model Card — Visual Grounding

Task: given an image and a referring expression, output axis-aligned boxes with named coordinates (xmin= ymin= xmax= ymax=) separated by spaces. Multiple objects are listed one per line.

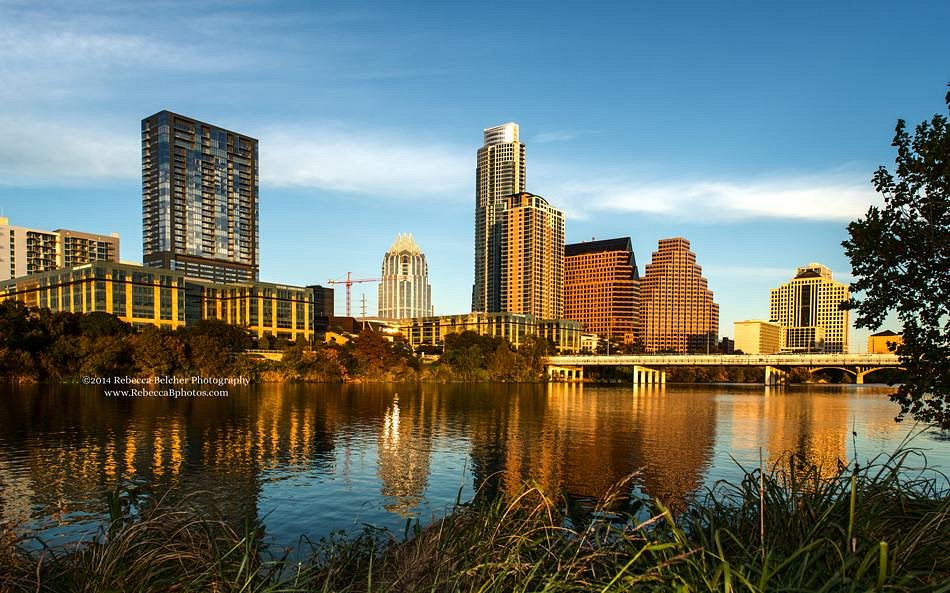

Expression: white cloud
xmin=532 ymin=131 xmax=580 ymax=144
xmin=0 ymin=115 xmax=473 ymax=198
xmin=545 ymin=171 xmax=880 ymax=222
xmin=260 ymin=127 xmax=470 ymax=198
xmin=0 ymin=117 xmax=138 ymax=184
xmin=0 ymin=26 xmax=249 ymax=103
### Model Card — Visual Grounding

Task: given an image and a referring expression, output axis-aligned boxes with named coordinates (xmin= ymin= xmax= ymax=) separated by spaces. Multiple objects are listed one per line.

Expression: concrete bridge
xmin=543 ymin=353 xmax=901 ymax=385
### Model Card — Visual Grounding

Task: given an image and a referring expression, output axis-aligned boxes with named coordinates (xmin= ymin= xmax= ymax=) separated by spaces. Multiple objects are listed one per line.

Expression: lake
xmin=0 ymin=383 xmax=946 ymax=552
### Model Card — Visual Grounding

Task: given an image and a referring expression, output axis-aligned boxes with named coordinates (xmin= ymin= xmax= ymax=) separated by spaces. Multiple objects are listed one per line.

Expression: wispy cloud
xmin=531 ymin=129 xmax=602 ymax=144
xmin=0 ymin=117 xmax=138 ymax=184
xmin=546 ymin=171 xmax=879 ymax=222
xmin=0 ymin=19 xmax=256 ymax=104
xmin=532 ymin=131 xmax=580 ymax=144
xmin=260 ymin=126 xmax=470 ymax=197
xmin=0 ymin=115 xmax=473 ymax=198
xmin=0 ymin=111 xmax=880 ymax=226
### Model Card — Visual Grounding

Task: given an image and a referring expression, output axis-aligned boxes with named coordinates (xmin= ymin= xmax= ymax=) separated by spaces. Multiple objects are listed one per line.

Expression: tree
xmin=184 ymin=318 xmax=252 ymax=351
xmin=130 ymin=327 xmax=186 ymax=377
xmin=842 ymin=84 xmax=950 ymax=428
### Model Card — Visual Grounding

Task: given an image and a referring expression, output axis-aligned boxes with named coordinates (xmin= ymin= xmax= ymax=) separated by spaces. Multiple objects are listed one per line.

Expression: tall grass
xmin=2 ymin=446 xmax=948 ymax=592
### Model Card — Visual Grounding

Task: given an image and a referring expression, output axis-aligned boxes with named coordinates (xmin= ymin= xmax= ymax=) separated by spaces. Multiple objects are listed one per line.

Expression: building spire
xmin=388 ymin=233 xmax=422 ymax=255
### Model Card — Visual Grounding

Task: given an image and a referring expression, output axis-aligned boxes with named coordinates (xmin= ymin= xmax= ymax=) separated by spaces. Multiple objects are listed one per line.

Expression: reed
xmin=1 ymin=444 xmax=947 ymax=593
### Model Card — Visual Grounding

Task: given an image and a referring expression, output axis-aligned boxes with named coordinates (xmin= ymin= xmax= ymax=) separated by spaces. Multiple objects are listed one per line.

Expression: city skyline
xmin=2 ymin=0 xmax=945 ymax=349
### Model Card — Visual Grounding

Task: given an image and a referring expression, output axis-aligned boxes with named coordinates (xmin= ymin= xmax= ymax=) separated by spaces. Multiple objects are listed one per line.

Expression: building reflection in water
xmin=466 ymin=383 xmax=718 ymax=510
xmin=377 ymin=392 xmax=433 ymax=516
xmin=0 ymin=382 xmax=923 ymax=549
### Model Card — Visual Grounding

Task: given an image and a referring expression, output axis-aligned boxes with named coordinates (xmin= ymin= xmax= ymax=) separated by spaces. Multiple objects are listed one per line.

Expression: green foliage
xmin=186 ymin=334 xmax=233 ymax=376
xmin=129 ymin=326 xmax=186 ymax=377
xmin=843 ymin=84 xmax=950 ymax=428
xmin=433 ymin=331 xmax=550 ymax=382
xmin=77 ymin=311 xmax=132 ymax=338
xmin=343 ymin=329 xmax=418 ymax=382
xmin=280 ymin=343 xmax=348 ymax=382
xmin=183 ymin=318 xmax=253 ymax=351
xmin=0 ymin=304 xmax=554 ymax=384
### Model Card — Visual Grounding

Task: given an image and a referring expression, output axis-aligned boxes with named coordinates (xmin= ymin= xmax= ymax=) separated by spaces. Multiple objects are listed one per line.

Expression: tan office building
xmin=769 ymin=263 xmax=849 ymax=353
xmin=0 ymin=261 xmax=186 ymax=329
xmin=639 ymin=238 xmax=719 ymax=353
xmin=0 ymin=217 xmax=119 ymax=281
xmin=734 ymin=320 xmax=782 ymax=354
xmin=197 ymin=282 xmax=315 ymax=342
xmin=0 ymin=261 xmax=315 ymax=341
xmin=564 ymin=237 xmax=640 ymax=341
xmin=868 ymin=330 xmax=902 ymax=354
xmin=399 ymin=312 xmax=580 ymax=353
xmin=498 ymin=192 xmax=564 ymax=320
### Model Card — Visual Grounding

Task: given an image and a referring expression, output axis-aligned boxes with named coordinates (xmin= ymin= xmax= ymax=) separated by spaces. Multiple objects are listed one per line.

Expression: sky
xmin=1 ymin=0 xmax=947 ymax=351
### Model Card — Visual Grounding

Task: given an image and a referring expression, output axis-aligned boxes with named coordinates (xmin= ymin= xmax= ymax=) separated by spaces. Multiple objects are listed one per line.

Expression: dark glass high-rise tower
xmin=142 ymin=111 xmax=259 ymax=283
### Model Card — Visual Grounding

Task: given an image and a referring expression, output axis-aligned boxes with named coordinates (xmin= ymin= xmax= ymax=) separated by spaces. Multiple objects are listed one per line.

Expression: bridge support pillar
xmin=764 ymin=366 xmax=788 ymax=386
xmin=632 ymin=365 xmax=666 ymax=385
xmin=548 ymin=366 xmax=584 ymax=382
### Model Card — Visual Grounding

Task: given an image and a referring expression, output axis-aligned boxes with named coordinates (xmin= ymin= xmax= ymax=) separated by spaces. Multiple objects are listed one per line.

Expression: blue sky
xmin=1 ymin=0 xmax=947 ymax=350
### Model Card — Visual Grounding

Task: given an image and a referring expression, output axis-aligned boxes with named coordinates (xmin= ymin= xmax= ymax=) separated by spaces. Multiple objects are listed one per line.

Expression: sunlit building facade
xmin=733 ymin=320 xmax=782 ymax=354
xmin=196 ymin=282 xmax=315 ymax=342
xmin=498 ymin=192 xmax=564 ymax=319
xmin=638 ymin=238 xmax=719 ymax=353
xmin=0 ymin=261 xmax=315 ymax=340
xmin=142 ymin=111 xmax=259 ymax=283
xmin=377 ymin=233 xmax=433 ymax=320
xmin=399 ymin=312 xmax=580 ymax=353
xmin=0 ymin=216 xmax=119 ymax=282
xmin=867 ymin=330 xmax=902 ymax=354
xmin=0 ymin=261 xmax=187 ymax=329
xmin=769 ymin=263 xmax=849 ymax=353
xmin=473 ymin=122 xmax=526 ymax=313
xmin=564 ymin=237 xmax=640 ymax=341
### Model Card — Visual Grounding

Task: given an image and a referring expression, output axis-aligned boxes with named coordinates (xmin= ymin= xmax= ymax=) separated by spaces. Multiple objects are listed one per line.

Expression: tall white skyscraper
xmin=378 ymin=234 xmax=433 ymax=320
xmin=472 ymin=122 xmax=525 ymax=313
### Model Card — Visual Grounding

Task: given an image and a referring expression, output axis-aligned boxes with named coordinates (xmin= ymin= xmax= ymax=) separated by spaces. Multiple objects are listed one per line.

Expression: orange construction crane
xmin=327 ymin=272 xmax=380 ymax=318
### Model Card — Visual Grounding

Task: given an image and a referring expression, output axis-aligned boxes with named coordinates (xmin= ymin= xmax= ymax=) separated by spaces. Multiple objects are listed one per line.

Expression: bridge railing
xmin=542 ymin=354 xmax=901 ymax=367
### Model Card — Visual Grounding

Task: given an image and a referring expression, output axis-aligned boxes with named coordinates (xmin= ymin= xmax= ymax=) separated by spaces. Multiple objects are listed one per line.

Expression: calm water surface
xmin=0 ymin=383 xmax=947 ymax=551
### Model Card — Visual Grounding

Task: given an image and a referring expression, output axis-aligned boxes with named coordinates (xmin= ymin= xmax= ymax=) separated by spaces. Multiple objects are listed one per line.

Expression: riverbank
xmin=3 ymin=447 xmax=947 ymax=593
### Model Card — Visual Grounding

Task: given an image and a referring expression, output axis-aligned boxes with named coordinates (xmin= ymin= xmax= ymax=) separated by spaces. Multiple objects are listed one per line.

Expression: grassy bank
xmin=2 ymin=448 xmax=948 ymax=592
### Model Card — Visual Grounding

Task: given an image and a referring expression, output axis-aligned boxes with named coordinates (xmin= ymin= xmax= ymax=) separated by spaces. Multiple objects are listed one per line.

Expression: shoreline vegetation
xmin=1 ymin=445 xmax=948 ymax=592
xmin=0 ymin=302 xmax=900 ymax=386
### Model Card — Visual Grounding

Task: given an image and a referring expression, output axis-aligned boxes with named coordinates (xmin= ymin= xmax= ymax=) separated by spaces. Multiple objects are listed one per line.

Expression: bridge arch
xmin=800 ymin=366 xmax=893 ymax=384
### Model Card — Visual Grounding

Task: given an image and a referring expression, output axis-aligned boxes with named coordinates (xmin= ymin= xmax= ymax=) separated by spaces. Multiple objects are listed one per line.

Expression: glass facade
xmin=198 ymin=282 xmax=314 ymax=342
xmin=0 ymin=262 xmax=313 ymax=341
xmin=400 ymin=312 xmax=580 ymax=353
xmin=142 ymin=111 xmax=259 ymax=283
xmin=0 ymin=263 xmax=186 ymax=330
